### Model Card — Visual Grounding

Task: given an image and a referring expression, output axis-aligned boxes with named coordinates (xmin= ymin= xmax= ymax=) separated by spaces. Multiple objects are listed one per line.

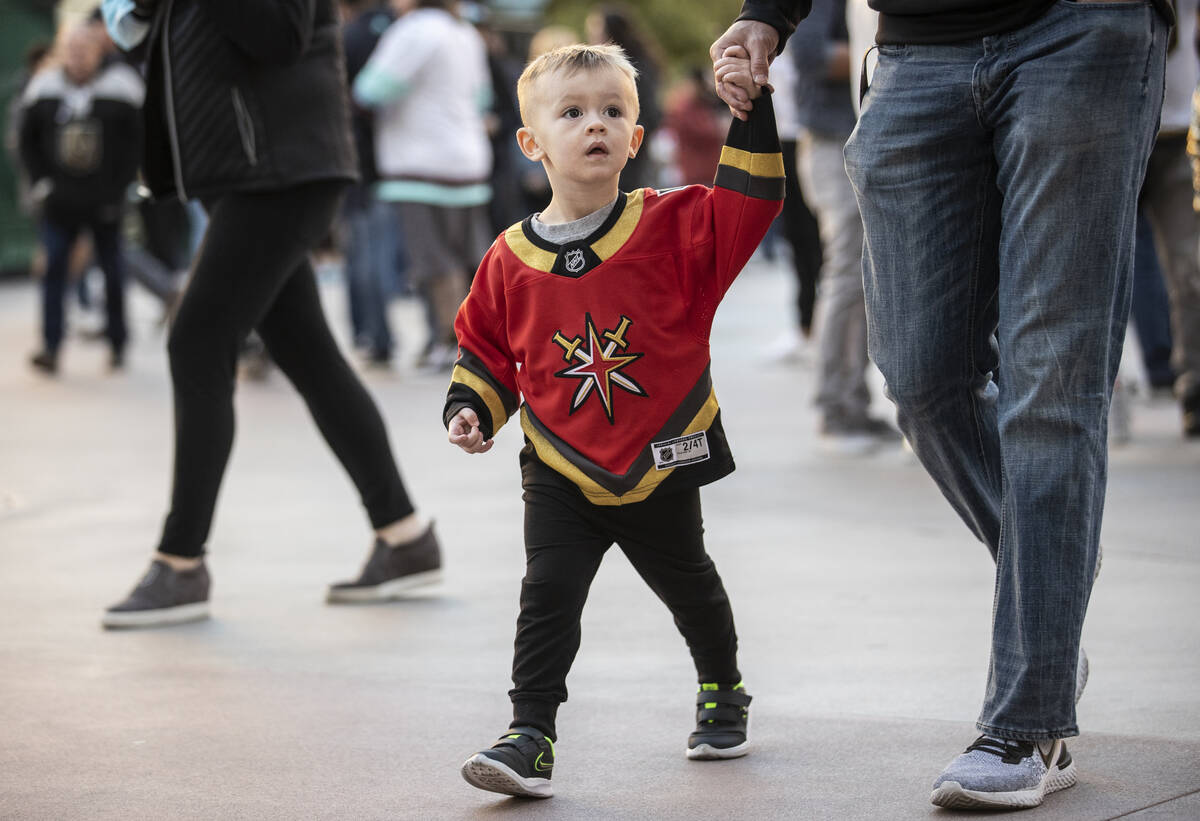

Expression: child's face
xmin=517 ymin=66 xmax=644 ymax=191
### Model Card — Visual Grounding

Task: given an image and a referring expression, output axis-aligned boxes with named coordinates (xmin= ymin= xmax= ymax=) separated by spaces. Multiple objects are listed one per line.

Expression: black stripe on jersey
xmin=714 ymin=165 xmax=787 ymax=201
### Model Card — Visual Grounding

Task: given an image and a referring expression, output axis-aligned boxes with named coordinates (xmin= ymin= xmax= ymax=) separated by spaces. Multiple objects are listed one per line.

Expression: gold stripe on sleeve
xmin=718 ymin=146 xmax=785 ymax=179
xmin=450 ymin=364 xmax=510 ymax=435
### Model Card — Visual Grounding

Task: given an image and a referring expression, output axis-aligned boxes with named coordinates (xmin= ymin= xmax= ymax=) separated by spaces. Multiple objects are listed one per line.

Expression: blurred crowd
xmin=4 ymin=0 xmax=1199 ymax=444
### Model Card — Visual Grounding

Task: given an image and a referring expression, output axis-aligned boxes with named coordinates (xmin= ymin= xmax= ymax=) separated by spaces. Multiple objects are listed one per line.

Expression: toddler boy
xmin=445 ymin=43 xmax=781 ymax=798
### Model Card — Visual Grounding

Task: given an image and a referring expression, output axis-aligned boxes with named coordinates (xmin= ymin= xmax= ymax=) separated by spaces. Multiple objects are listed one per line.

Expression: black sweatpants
xmin=157 ymin=180 xmax=414 ymax=557
xmin=510 ymin=461 xmax=741 ymax=739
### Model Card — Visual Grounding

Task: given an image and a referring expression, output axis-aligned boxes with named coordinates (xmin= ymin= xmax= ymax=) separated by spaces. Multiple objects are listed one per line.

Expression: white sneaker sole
xmin=687 ymin=740 xmax=749 ymax=760
xmin=931 ymin=761 xmax=1077 ymax=810
xmin=461 ymin=753 xmax=552 ymax=798
xmin=817 ymin=434 xmax=880 ymax=457
xmin=325 ymin=569 xmax=442 ymax=603
xmin=101 ymin=601 xmax=210 ymax=629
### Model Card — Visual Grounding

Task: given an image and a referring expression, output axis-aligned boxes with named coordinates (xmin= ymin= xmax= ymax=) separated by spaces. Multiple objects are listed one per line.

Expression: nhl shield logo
xmin=564 ymin=248 xmax=586 ymax=274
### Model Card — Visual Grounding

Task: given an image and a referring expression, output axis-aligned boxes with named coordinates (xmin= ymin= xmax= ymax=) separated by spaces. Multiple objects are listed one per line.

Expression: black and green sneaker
xmin=687 ymin=682 xmax=751 ymax=760
xmin=461 ymin=727 xmax=555 ymax=798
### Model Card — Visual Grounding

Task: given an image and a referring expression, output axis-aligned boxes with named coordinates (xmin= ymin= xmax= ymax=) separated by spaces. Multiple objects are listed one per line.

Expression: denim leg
xmin=1130 ymin=207 xmax=1175 ymax=387
xmin=341 ymin=199 xmax=372 ymax=347
xmin=845 ymin=42 xmax=1004 ymax=552
xmin=90 ymin=217 xmax=127 ymax=353
xmin=797 ymin=130 xmax=870 ymax=422
xmin=981 ymin=4 xmax=1165 ymax=739
xmin=846 ymin=5 xmax=1166 ymax=740
xmin=39 ymin=217 xmax=82 ymax=354
xmin=363 ymin=196 xmax=395 ymax=355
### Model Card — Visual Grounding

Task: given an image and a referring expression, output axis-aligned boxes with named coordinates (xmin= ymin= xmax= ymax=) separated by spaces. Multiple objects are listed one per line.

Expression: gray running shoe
xmin=1076 ymin=648 xmax=1089 ymax=705
xmin=102 ymin=559 xmax=211 ymax=629
xmin=931 ymin=735 xmax=1076 ymax=810
xmin=326 ymin=523 xmax=442 ymax=603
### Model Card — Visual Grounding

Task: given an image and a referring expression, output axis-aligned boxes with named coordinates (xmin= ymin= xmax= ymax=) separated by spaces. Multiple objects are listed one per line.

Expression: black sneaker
xmin=326 ymin=523 xmax=442 ymax=603
xmin=102 ymin=559 xmax=211 ymax=629
xmin=30 ymin=350 xmax=58 ymax=375
xmin=1183 ymin=390 xmax=1200 ymax=438
xmin=687 ymin=682 xmax=751 ymax=759
xmin=461 ymin=727 xmax=555 ymax=798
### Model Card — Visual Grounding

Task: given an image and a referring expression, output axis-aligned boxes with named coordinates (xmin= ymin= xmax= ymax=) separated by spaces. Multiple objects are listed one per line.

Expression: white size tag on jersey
xmin=652 ymin=431 xmax=710 ymax=470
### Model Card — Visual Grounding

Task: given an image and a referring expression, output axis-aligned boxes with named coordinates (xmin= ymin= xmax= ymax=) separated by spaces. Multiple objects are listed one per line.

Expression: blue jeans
xmin=40 ymin=211 xmax=127 ymax=355
xmin=844 ymin=2 xmax=1166 ymax=740
xmin=340 ymin=188 xmax=399 ymax=357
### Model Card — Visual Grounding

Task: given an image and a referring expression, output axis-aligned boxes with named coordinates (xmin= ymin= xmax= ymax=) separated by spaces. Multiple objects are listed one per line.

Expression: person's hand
xmin=709 ymin=19 xmax=779 ymax=120
xmin=28 ymin=178 xmax=53 ymax=216
xmin=448 ymin=407 xmax=494 ymax=454
xmin=714 ymin=46 xmax=763 ymax=104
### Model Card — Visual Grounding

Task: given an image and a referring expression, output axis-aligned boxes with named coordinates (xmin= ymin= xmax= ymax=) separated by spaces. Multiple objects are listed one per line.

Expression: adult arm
xmin=711 ymin=1 xmax=810 ymax=117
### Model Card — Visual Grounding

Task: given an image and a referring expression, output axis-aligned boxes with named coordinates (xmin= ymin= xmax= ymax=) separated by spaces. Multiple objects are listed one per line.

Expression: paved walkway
xmin=1 ymin=259 xmax=1197 ymax=820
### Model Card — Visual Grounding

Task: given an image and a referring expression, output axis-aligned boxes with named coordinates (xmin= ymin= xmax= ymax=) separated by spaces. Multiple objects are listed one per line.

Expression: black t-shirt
xmin=874 ymin=0 xmax=1055 ymax=44
xmin=739 ymin=0 xmax=1174 ymax=47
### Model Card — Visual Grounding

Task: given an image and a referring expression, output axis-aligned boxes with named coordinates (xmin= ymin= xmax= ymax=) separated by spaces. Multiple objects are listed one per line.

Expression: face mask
xmin=101 ymin=0 xmax=151 ymax=51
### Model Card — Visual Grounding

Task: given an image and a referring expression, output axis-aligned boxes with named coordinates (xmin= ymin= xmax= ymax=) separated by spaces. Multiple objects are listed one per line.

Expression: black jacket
xmin=139 ymin=0 xmax=358 ymax=201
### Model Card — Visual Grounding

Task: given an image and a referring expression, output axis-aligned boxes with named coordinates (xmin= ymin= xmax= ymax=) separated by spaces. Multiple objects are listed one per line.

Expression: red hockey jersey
xmin=444 ymin=92 xmax=784 ymax=506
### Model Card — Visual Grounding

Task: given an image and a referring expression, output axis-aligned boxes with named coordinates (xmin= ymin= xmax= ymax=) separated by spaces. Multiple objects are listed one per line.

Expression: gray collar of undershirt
xmin=530 ymin=197 xmax=619 ymax=245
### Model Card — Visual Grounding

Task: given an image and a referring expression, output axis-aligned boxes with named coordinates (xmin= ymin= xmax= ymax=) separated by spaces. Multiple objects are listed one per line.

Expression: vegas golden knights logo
xmin=57 ymin=120 xmax=102 ymax=174
xmin=552 ymin=313 xmax=647 ymax=422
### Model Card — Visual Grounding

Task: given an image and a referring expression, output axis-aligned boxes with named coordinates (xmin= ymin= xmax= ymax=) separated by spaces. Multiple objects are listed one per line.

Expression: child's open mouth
xmin=587 ymin=145 xmax=609 ymax=156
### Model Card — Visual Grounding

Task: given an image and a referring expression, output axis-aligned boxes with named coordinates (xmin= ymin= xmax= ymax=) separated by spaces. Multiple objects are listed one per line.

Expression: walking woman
xmin=100 ymin=0 xmax=441 ymax=628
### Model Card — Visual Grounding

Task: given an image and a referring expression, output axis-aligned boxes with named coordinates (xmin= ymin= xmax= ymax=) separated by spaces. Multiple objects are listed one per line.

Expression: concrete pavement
xmin=1 ymin=259 xmax=1197 ymax=820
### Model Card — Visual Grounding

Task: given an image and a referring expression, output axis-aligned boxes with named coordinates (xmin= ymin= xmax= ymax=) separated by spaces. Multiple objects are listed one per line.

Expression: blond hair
xmin=517 ymin=43 xmax=639 ymax=125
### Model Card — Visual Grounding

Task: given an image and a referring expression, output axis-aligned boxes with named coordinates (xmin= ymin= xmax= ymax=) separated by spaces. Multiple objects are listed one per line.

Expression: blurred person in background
xmin=354 ymin=0 xmax=494 ymax=371
xmin=17 ymin=21 xmax=142 ymax=375
xmin=662 ymin=66 xmax=725 ymax=187
xmin=338 ymin=0 xmax=400 ymax=367
xmin=478 ymin=19 xmax=528 ymax=234
xmin=519 ymin=24 xmax=580 ymax=215
xmin=585 ymin=5 xmax=662 ymax=190
xmin=1145 ymin=0 xmax=1200 ymax=438
xmin=760 ymin=41 xmax=821 ymax=363
xmin=789 ymin=0 xmax=896 ymax=453
xmin=98 ymin=0 xmax=441 ymax=628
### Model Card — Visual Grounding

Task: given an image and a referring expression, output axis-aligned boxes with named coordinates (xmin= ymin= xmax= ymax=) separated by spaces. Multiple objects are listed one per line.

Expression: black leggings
xmin=510 ymin=463 xmax=741 ymax=738
xmin=157 ymin=181 xmax=414 ymax=557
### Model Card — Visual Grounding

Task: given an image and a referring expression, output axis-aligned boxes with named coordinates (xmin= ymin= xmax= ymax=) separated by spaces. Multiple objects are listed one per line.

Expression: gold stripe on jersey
xmin=450 ymin=364 xmax=510 ymax=436
xmin=503 ymin=224 xmax=558 ymax=272
xmin=590 ymin=189 xmax=645 ymax=262
xmin=718 ymin=146 xmax=785 ymax=179
xmin=520 ymin=386 xmax=720 ymax=505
